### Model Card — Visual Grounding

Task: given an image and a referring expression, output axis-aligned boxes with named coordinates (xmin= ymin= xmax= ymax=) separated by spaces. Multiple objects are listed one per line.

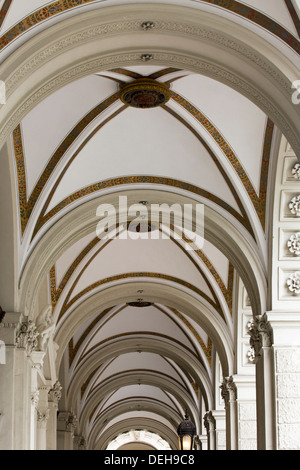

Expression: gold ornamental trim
xmin=119 ymin=79 xmax=171 ymax=109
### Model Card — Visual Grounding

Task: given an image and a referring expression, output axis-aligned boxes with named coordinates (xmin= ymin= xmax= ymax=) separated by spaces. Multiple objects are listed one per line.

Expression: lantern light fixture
xmin=177 ymin=410 xmax=196 ymax=451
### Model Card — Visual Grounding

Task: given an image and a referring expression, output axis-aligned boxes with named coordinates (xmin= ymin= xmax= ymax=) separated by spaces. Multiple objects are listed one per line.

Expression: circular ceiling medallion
xmin=127 ymin=301 xmax=153 ymax=308
xmin=119 ymin=78 xmax=171 ymax=109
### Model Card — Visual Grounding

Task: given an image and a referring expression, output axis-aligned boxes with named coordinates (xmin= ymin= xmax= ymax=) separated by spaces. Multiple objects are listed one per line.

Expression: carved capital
xmin=203 ymin=411 xmax=215 ymax=433
xmin=16 ymin=318 xmax=38 ymax=355
xmin=247 ymin=313 xmax=273 ymax=362
xmin=58 ymin=411 xmax=77 ymax=434
xmin=220 ymin=377 xmax=237 ymax=406
xmin=48 ymin=381 xmax=62 ymax=405
xmin=74 ymin=435 xmax=86 ymax=450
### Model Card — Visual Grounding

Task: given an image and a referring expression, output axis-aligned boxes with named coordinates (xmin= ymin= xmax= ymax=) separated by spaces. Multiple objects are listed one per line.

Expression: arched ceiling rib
xmin=0 ymin=0 xmax=299 ymax=57
xmin=12 ymin=66 xmax=275 ymax=258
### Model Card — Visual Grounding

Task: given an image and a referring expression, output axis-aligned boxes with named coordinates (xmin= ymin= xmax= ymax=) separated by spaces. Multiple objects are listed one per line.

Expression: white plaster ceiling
xmin=3 ymin=0 xmax=298 ymax=449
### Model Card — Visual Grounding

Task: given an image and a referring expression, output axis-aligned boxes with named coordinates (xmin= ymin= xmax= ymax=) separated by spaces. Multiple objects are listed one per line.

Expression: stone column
xmin=47 ymin=381 xmax=62 ymax=450
xmin=198 ymin=435 xmax=207 ymax=450
xmin=268 ymin=312 xmax=300 ymax=450
xmin=220 ymin=376 xmax=238 ymax=450
xmin=235 ymin=376 xmax=257 ymax=450
xmin=36 ymin=386 xmax=50 ymax=450
xmin=248 ymin=313 xmax=276 ymax=450
xmin=0 ymin=312 xmax=21 ymax=449
xmin=203 ymin=410 xmax=226 ymax=450
xmin=203 ymin=411 xmax=216 ymax=450
xmin=57 ymin=411 xmax=77 ymax=450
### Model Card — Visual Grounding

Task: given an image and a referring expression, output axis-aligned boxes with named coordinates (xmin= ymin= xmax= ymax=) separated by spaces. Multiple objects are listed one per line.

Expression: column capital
xmin=57 ymin=411 xmax=78 ymax=434
xmin=247 ymin=313 xmax=273 ymax=363
xmin=203 ymin=411 xmax=216 ymax=432
xmin=16 ymin=317 xmax=38 ymax=356
xmin=74 ymin=435 xmax=86 ymax=450
xmin=220 ymin=376 xmax=237 ymax=406
xmin=48 ymin=381 xmax=62 ymax=406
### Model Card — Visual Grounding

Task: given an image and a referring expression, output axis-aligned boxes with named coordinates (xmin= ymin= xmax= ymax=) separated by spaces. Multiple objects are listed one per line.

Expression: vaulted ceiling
xmin=1 ymin=0 xmax=299 ymax=450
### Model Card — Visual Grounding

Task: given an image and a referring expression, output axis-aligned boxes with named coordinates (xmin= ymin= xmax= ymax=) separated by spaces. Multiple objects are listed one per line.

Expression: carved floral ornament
xmin=287 ymin=233 xmax=300 ymax=256
xmin=289 ymin=195 xmax=300 ymax=217
xmin=292 ymin=163 xmax=300 ymax=180
xmin=287 ymin=272 xmax=300 ymax=295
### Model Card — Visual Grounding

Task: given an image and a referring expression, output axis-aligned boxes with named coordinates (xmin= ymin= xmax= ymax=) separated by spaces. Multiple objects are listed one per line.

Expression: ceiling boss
xmin=119 ymin=78 xmax=171 ymax=109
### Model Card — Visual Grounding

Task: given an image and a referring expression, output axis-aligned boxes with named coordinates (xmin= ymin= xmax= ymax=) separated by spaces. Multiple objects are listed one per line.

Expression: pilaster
xmin=220 ymin=376 xmax=238 ymax=450
xmin=248 ymin=313 xmax=276 ymax=450
xmin=47 ymin=381 xmax=62 ymax=450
